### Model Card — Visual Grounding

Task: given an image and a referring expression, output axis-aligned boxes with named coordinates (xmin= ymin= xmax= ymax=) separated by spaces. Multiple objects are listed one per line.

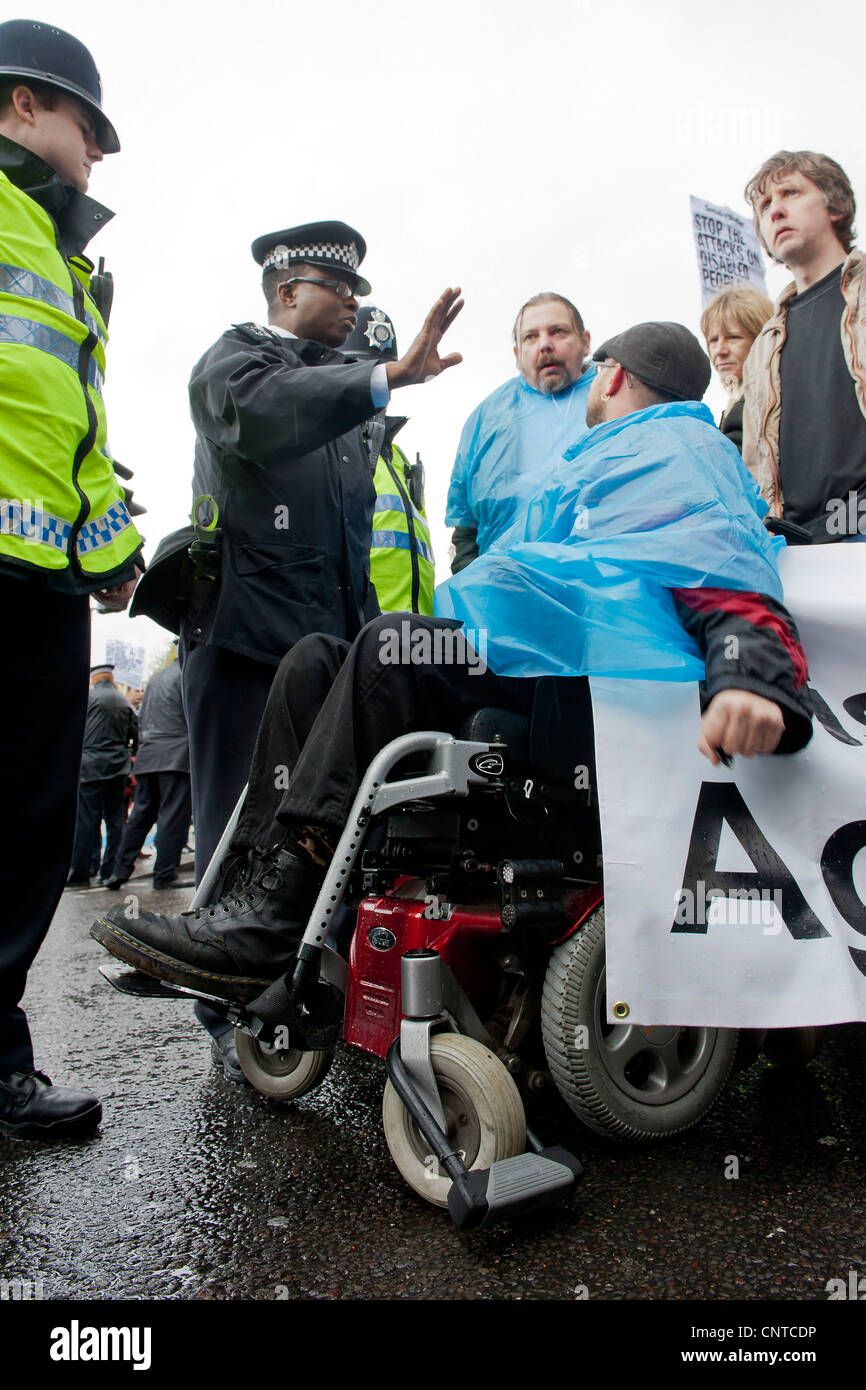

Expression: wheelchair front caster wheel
xmin=234 ymin=1027 xmax=333 ymax=1099
xmin=381 ymin=1034 xmax=526 ymax=1209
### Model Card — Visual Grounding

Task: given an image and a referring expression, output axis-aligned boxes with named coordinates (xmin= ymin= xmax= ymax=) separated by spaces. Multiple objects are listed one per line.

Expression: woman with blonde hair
xmin=700 ymin=285 xmax=774 ymax=452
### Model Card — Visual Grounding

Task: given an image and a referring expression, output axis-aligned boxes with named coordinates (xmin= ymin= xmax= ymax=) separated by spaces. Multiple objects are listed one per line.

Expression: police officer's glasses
xmin=283 ymin=276 xmax=359 ymax=300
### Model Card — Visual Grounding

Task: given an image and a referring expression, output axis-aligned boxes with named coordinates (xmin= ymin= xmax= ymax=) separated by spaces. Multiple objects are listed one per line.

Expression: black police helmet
xmin=341 ymin=306 xmax=399 ymax=362
xmin=0 ymin=19 xmax=119 ymax=153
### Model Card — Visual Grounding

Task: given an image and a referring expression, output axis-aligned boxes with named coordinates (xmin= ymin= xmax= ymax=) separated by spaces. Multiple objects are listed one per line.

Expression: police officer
xmin=161 ymin=223 xmax=461 ymax=1068
xmin=0 ymin=19 xmax=143 ymax=1137
xmin=180 ymin=223 xmax=382 ymax=886
xmin=342 ymin=306 xmax=435 ymax=615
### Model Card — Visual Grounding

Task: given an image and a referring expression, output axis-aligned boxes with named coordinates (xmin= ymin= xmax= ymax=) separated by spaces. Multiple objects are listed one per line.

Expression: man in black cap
xmin=586 ymin=320 xmax=714 ymax=425
xmin=93 ymin=321 xmax=814 ymax=1006
xmin=163 ymin=220 xmax=460 ymax=1068
xmin=0 ymin=19 xmax=142 ymax=1138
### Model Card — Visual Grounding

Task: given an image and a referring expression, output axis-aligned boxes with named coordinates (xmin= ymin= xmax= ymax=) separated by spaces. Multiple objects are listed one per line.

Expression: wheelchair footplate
xmin=97 ymin=962 xmax=235 ymax=1007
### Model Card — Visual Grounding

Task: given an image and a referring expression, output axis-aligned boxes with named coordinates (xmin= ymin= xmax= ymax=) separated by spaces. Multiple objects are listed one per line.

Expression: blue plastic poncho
xmin=435 ymin=402 xmax=784 ymax=681
xmin=445 ymin=368 xmax=596 ymax=554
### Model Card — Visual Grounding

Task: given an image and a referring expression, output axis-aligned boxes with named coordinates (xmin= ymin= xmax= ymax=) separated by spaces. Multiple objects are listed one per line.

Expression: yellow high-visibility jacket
xmin=371 ymin=433 xmax=434 ymax=614
xmin=0 ymin=136 xmax=142 ymax=588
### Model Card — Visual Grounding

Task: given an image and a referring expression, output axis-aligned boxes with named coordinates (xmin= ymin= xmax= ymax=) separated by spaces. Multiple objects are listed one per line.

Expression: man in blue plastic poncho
xmin=91 ymin=322 xmax=813 ymax=1003
xmin=446 ymin=293 xmax=596 ymax=571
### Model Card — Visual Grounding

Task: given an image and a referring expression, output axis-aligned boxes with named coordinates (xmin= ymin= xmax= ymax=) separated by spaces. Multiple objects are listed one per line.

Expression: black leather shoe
xmin=0 ymin=1070 xmax=102 ymax=1140
xmin=153 ymin=873 xmax=195 ymax=890
xmin=210 ymin=1032 xmax=248 ymax=1085
xmin=90 ymin=847 xmax=324 ymax=1003
xmin=64 ymin=875 xmax=91 ymax=889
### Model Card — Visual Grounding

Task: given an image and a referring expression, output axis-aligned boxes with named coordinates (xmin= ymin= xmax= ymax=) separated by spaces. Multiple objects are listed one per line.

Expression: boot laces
xmin=187 ymin=889 xmax=259 ymax=922
xmin=185 ymin=849 xmax=280 ymax=922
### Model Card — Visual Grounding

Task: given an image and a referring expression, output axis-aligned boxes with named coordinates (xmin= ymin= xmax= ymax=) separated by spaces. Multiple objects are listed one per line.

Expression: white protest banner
xmin=105 ymin=638 xmax=146 ymax=690
xmin=690 ymin=195 xmax=768 ymax=308
xmin=591 ymin=545 xmax=866 ymax=1028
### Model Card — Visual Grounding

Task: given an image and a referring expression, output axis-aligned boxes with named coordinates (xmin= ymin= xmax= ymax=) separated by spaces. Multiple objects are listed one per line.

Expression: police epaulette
xmin=231 ymin=321 xmax=280 ymax=343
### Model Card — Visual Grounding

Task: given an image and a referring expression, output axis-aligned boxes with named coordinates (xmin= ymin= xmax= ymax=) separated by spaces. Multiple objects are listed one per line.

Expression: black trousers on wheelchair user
xmin=227 ymin=613 xmax=595 ymax=862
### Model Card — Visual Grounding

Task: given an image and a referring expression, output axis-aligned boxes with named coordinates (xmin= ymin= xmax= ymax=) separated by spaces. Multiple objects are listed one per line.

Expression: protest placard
xmin=690 ymin=195 xmax=768 ymax=307
xmin=105 ymin=639 xmax=146 ymax=690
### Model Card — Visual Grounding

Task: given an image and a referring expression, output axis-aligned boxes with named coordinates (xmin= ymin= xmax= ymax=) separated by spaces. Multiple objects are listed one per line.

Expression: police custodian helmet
xmin=341 ymin=306 xmax=399 ymax=363
xmin=0 ymin=18 xmax=119 ymax=153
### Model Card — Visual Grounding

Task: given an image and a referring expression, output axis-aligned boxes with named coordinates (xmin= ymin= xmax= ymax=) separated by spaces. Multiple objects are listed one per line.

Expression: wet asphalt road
xmin=3 ymin=866 xmax=866 ymax=1307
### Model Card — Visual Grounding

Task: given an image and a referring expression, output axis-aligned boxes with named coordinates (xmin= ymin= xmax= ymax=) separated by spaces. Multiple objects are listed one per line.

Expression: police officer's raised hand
xmin=386 ymin=288 xmax=463 ymax=389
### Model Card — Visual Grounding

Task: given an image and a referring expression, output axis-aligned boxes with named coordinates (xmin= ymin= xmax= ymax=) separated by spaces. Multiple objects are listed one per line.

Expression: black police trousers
xmin=179 ymin=632 xmax=276 ymax=883
xmin=0 ymin=577 xmax=90 ymax=1074
xmin=68 ymin=773 xmax=128 ymax=883
xmin=111 ymin=771 xmax=192 ymax=887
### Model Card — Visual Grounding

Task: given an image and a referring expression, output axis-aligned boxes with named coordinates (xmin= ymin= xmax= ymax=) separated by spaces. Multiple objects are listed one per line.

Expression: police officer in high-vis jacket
xmin=342 ymin=307 xmax=435 ymax=615
xmin=0 ymin=20 xmax=143 ymax=1139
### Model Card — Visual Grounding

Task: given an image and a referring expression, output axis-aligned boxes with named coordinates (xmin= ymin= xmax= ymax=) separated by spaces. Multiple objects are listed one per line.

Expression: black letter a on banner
xmin=672 ymin=783 xmax=829 ymax=939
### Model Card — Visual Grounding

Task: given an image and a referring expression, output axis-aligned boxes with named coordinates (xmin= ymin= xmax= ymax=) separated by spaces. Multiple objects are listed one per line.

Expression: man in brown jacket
xmin=742 ymin=149 xmax=866 ymax=542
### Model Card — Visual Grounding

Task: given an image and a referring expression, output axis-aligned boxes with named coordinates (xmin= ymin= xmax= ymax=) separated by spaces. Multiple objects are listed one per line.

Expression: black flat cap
xmin=594 ymin=321 xmax=711 ymax=402
xmin=250 ymin=220 xmax=371 ymax=296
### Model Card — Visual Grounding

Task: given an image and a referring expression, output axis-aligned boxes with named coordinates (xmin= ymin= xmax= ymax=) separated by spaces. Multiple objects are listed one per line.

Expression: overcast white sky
xmin=41 ymin=0 xmax=866 ymax=665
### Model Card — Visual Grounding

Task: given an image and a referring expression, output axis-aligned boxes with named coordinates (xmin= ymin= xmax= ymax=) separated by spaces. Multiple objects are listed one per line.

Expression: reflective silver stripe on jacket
xmin=374 ymin=491 xmax=427 ymax=524
xmin=0 ymin=313 xmax=103 ymax=392
xmin=371 ymin=529 xmax=435 ymax=565
xmin=0 ymin=496 xmax=131 ymax=555
xmin=0 ymin=261 xmax=105 ymax=343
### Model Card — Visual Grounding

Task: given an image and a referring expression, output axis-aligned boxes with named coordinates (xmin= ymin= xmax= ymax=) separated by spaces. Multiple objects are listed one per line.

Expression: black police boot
xmin=209 ymin=1031 xmax=248 ymax=1085
xmin=90 ymin=847 xmax=324 ymax=1003
xmin=0 ymin=1070 xmax=102 ymax=1140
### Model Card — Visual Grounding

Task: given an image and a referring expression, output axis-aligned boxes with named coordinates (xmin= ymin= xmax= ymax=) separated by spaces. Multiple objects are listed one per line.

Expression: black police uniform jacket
xmin=78 ymin=681 xmax=138 ymax=783
xmin=185 ymin=322 xmax=380 ymax=666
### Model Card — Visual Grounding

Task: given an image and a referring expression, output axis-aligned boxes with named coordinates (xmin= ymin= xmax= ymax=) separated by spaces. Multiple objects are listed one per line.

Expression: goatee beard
xmin=537 ymin=367 xmax=568 ymax=396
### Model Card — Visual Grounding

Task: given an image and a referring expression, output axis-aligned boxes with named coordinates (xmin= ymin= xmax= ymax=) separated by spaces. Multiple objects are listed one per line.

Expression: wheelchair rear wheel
xmin=541 ymin=907 xmax=738 ymax=1143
